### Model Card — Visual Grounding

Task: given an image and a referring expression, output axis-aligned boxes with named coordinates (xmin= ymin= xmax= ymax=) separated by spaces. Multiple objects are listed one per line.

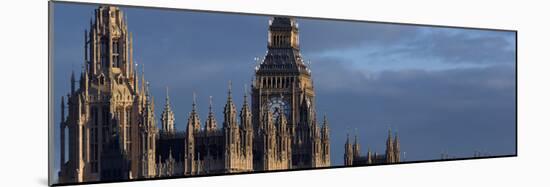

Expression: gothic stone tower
xmin=251 ymin=17 xmax=330 ymax=171
xmin=160 ymin=88 xmax=175 ymax=134
xmin=58 ymin=6 xmax=157 ymax=183
xmin=183 ymin=86 xmax=254 ymax=175
xmin=343 ymin=130 xmax=400 ymax=166
xmin=223 ymin=84 xmax=254 ymax=173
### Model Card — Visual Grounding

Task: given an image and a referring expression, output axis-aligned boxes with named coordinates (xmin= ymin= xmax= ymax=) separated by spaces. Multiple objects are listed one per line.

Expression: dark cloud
xmin=299 ymin=19 xmax=420 ymax=53
xmin=298 ymin=19 xmax=515 ymax=66
xmin=312 ymin=59 xmax=516 ymax=164
xmin=407 ymin=30 xmax=516 ymax=64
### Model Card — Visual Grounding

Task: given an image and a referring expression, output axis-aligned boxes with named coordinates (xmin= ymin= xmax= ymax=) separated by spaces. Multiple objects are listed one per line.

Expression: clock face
xmin=267 ymin=96 xmax=290 ymax=122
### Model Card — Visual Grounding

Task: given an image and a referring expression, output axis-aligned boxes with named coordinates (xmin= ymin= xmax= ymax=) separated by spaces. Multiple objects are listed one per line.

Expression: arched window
xmin=98 ymin=74 xmax=105 ymax=85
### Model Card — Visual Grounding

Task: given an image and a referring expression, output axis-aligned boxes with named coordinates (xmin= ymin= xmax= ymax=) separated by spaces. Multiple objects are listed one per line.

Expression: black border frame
xmin=48 ymin=0 xmax=518 ymax=186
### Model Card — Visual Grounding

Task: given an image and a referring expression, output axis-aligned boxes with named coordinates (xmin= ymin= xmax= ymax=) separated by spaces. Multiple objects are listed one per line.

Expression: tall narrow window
xmin=125 ymin=108 xmax=131 ymax=152
xmin=64 ymin=127 xmax=69 ymax=162
xmin=101 ymin=40 xmax=108 ymax=67
xmin=102 ymin=106 xmax=110 ymax=144
xmin=112 ymin=40 xmax=120 ymax=67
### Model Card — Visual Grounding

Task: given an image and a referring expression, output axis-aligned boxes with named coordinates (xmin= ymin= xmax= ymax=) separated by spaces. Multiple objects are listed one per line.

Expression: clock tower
xmin=251 ymin=17 xmax=329 ymax=170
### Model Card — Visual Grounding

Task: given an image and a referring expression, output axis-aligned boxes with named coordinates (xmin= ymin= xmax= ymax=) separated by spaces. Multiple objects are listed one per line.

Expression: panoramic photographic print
xmin=49 ymin=2 xmax=517 ymax=185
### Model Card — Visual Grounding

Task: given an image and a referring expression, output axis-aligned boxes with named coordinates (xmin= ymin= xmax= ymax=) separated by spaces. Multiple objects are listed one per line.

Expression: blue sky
xmin=52 ymin=2 xmax=516 ymax=175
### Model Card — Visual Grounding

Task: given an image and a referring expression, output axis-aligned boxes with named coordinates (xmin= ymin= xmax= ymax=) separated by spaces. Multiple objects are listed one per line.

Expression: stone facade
xmin=251 ymin=17 xmax=331 ymax=170
xmin=58 ymin=6 xmax=331 ymax=184
xmin=58 ymin=6 xmax=157 ymax=183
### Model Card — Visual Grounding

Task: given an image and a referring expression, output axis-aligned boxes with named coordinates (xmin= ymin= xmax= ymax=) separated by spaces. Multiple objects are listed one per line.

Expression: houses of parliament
xmin=57 ymin=5 xmax=399 ymax=183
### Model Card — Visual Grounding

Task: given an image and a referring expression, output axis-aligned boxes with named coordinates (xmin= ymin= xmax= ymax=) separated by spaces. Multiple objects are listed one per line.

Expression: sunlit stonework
xmin=58 ymin=6 xmax=331 ymax=183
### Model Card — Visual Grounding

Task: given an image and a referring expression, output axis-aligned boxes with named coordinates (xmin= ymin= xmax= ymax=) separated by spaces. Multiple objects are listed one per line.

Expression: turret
xmin=205 ymin=96 xmax=218 ymax=133
xmin=70 ymin=70 xmax=76 ymax=94
xmin=353 ymin=134 xmax=360 ymax=158
xmin=240 ymin=86 xmax=253 ymax=130
xmin=385 ymin=129 xmax=395 ymax=163
xmin=185 ymin=92 xmax=199 ymax=175
xmin=367 ymin=148 xmax=373 ymax=164
xmin=187 ymin=92 xmax=201 ymax=134
xmin=161 ymin=87 xmax=175 ymax=133
xmin=344 ymin=133 xmax=353 ymax=166
xmin=321 ymin=114 xmax=329 ymax=140
xmin=240 ymin=86 xmax=254 ymax=162
xmin=223 ymin=81 xmax=238 ymax=128
xmin=394 ymin=132 xmax=400 ymax=162
xmin=267 ymin=17 xmax=300 ymax=49
xmin=224 ymin=81 xmax=241 ymax=171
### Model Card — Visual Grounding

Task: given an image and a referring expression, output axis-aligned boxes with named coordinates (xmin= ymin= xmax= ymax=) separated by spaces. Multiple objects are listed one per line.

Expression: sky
xmin=51 ymin=2 xmax=516 ymax=176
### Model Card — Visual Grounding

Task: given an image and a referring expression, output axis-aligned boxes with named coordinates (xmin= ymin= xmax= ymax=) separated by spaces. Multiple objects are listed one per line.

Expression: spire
xmin=243 ymin=84 xmax=248 ymax=105
xmin=187 ymin=91 xmax=201 ymax=133
xmin=354 ymin=128 xmax=358 ymax=145
xmin=161 ymin=86 xmax=175 ymax=133
xmin=394 ymin=131 xmax=399 ymax=143
xmin=323 ymin=113 xmax=328 ymax=128
xmin=322 ymin=113 xmax=329 ymax=139
xmin=192 ymin=91 xmax=197 ymax=113
xmin=386 ymin=128 xmax=395 ymax=163
xmin=240 ymin=84 xmax=253 ymax=130
xmin=225 ymin=80 xmax=235 ymax=109
xmin=70 ymin=70 xmax=76 ymax=94
xmin=209 ymin=96 xmax=213 ymax=114
xmin=227 ymin=80 xmax=233 ymax=101
xmin=165 ymin=86 xmax=170 ymax=105
xmin=224 ymin=81 xmax=237 ymax=128
xmin=387 ymin=128 xmax=393 ymax=144
xmin=145 ymin=81 xmax=151 ymax=98
xmin=140 ymin=64 xmax=146 ymax=95
xmin=394 ymin=131 xmax=400 ymax=159
xmin=345 ymin=131 xmax=354 ymax=166
xmin=345 ymin=133 xmax=350 ymax=145
xmin=205 ymin=95 xmax=217 ymax=132
xmin=133 ymin=63 xmax=138 ymax=94
xmin=352 ymin=128 xmax=360 ymax=157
